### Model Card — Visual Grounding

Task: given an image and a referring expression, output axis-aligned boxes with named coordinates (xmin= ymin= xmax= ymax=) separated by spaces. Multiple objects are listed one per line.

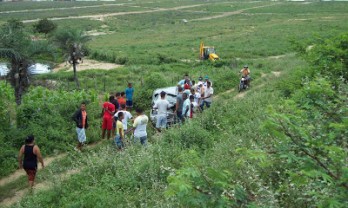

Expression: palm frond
xmin=27 ymin=40 xmax=57 ymax=61
xmin=0 ymin=48 xmax=22 ymax=62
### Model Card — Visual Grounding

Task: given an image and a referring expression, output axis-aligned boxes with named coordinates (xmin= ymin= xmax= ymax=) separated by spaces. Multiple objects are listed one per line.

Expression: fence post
xmin=103 ymin=74 xmax=106 ymax=92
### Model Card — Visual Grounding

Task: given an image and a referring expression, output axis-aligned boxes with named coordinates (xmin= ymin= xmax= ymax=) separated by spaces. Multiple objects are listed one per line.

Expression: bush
xmin=0 ymin=87 xmax=101 ymax=178
xmin=133 ymin=72 xmax=169 ymax=110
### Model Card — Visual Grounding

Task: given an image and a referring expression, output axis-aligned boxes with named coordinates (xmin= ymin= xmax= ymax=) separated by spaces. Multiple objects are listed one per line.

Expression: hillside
xmin=0 ymin=0 xmax=347 ymax=207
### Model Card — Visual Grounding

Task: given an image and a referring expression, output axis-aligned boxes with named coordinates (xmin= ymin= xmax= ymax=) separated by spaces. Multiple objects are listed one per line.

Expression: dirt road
xmin=191 ymin=3 xmax=281 ymax=21
xmin=22 ymin=4 xmax=204 ymax=23
xmin=0 ymin=3 xmax=130 ymax=14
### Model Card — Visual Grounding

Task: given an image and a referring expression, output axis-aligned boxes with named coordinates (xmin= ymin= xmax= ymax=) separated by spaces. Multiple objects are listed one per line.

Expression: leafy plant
xmin=33 ymin=18 xmax=57 ymax=37
xmin=0 ymin=19 xmax=55 ymax=105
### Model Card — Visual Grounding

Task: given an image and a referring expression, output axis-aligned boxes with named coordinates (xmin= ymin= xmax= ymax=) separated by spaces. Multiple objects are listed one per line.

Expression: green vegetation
xmin=33 ymin=18 xmax=57 ymax=36
xmin=0 ymin=0 xmax=347 ymax=207
xmin=0 ymin=19 xmax=55 ymax=105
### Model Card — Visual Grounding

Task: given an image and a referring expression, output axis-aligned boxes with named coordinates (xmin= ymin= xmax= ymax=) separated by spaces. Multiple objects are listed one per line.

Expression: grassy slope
xmin=10 ymin=56 xmax=308 ymax=207
xmin=0 ymin=0 xmax=348 ymax=207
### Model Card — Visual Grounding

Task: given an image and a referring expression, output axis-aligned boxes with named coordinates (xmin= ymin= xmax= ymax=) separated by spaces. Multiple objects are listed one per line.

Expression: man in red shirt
xmin=102 ymin=96 xmax=116 ymax=140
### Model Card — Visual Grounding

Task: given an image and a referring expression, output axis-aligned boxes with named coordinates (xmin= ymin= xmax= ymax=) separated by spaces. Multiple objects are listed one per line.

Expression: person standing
xmin=189 ymin=94 xmax=200 ymax=118
xmin=110 ymin=95 xmax=119 ymax=138
xmin=110 ymin=95 xmax=119 ymax=114
xmin=203 ymin=75 xmax=213 ymax=87
xmin=18 ymin=135 xmax=44 ymax=189
xmin=190 ymin=88 xmax=201 ymax=105
xmin=197 ymin=76 xmax=204 ymax=86
xmin=115 ymin=112 xmax=125 ymax=150
xmin=119 ymin=92 xmax=127 ymax=109
xmin=102 ymin=96 xmax=115 ymax=140
xmin=114 ymin=104 xmax=133 ymax=144
xmin=201 ymin=81 xmax=213 ymax=110
xmin=125 ymin=83 xmax=134 ymax=111
xmin=175 ymin=86 xmax=184 ymax=123
xmin=72 ymin=102 xmax=88 ymax=151
xmin=182 ymin=93 xmax=190 ymax=120
xmin=131 ymin=108 xmax=148 ymax=146
xmin=153 ymin=91 xmax=171 ymax=132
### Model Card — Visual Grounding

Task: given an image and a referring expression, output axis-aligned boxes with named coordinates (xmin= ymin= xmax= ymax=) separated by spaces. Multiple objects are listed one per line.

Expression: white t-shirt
xmin=154 ymin=99 xmax=170 ymax=115
xmin=204 ymin=87 xmax=214 ymax=103
xmin=182 ymin=99 xmax=190 ymax=117
xmin=192 ymin=92 xmax=201 ymax=104
xmin=133 ymin=114 xmax=148 ymax=138
xmin=114 ymin=110 xmax=133 ymax=130
xmin=191 ymin=101 xmax=199 ymax=111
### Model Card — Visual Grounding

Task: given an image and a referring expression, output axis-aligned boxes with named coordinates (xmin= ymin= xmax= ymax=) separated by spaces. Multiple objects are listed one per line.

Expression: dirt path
xmin=0 ymin=154 xmax=66 ymax=187
xmin=0 ymin=3 xmax=131 ymax=14
xmin=22 ymin=4 xmax=205 ymax=23
xmin=53 ymin=59 xmax=123 ymax=72
xmin=0 ymin=139 xmax=105 ymax=207
xmin=233 ymin=71 xmax=281 ymax=100
xmin=0 ymin=168 xmax=81 ymax=207
xmin=191 ymin=3 xmax=281 ymax=21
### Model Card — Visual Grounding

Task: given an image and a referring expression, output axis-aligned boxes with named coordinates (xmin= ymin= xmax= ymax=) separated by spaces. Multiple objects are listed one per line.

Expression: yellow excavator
xmin=199 ymin=41 xmax=219 ymax=61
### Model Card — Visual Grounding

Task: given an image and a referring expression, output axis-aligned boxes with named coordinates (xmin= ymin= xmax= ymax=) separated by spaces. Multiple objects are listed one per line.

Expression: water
xmin=0 ymin=63 xmax=9 ymax=77
xmin=0 ymin=63 xmax=51 ymax=77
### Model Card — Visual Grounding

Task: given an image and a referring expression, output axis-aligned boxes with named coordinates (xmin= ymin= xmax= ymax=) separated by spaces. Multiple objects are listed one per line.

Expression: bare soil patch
xmin=86 ymin=30 xmax=114 ymax=36
xmin=53 ymin=59 xmax=123 ymax=72
xmin=272 ymin=71 xmax=281 ymax=77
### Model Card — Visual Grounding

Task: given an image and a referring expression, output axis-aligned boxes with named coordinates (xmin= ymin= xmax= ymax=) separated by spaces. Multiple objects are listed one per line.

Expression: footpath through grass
xmin=2 ymin=55 xmax=306 ymax=207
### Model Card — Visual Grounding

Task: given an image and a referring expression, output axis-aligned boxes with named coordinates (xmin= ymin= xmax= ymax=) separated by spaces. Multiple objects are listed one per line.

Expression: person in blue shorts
xmin=115 ymin=112 xmax=125 ymax=150
xmin=153 ymin=91 xmax=171 ymax=132
xmin=125 ymin=83 xmax=134 ymax=111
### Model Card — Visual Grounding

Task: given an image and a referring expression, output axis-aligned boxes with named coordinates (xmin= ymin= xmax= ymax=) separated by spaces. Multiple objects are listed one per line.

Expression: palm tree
xmin=0 ymin=19 xmax=55 ymax=105
xmin=52 ymin=28 xmax=90 ymax=89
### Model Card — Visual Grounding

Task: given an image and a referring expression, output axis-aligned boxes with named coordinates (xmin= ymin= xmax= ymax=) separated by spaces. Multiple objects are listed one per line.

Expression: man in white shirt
xmin=189 ymin=94 xmax=200 ymax=118
xmin=203 ymin=75 xmax=212 ymax=87
xmin=114 ymin=104 xmax=133 ymax=130
xmin=182 ymin=93 xmax=190 ymax=119
xmin=190 ymin=88 xmax=201 ymax=105
xmin=132 ymin=108 xmax=148 ymax=146
xmin=197 ymin=76 xmax=204 ymax=86
xmin=200 ymin=81 xmax=213 ymax=110
xmin=114 ymin=104 xmax=133 ymax=144
xmin=153 ymin=91 xmax=171 ymax=132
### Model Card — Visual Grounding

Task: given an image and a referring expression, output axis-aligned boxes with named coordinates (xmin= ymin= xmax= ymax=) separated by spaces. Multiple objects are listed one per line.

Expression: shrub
xmin=134 ymin=72 xmax=169 ymax=110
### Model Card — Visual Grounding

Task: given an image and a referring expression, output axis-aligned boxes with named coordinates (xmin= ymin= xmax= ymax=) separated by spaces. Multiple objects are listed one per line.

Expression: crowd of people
xmin=17 ymin=66 xmax=251 ymax=189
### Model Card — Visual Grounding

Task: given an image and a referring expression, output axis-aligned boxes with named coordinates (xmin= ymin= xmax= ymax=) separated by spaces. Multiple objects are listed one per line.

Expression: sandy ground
xmin=272 ymin=71 xmax=281 ymax=77
xmin=53 ymin=59 xmax=123 ymax=72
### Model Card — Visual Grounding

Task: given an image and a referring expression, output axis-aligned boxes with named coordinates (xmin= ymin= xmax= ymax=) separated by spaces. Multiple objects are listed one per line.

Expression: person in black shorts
xmin=18 ymin=135 xmax=44 ymax=189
